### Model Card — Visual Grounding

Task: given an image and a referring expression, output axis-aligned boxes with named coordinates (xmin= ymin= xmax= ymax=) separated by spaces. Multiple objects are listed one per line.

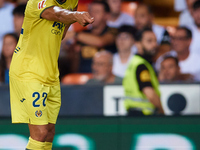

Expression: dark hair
xmin=90 ymin=1 xmax=110 ymax=13
xmin=0 ymin=33 xmax=19 ymax=83
xmin=4 ymin=33 xmax=19 ymax=42
xmin=193 ymin=0 xmax=200 ymax=10
xmin=177 ymin=26 xmax=192 ymax=38
xmin=117 ymin=25 xmax=138 ymax=39
xmin=162 ymin=56 xmax=179 ymax=66
xmin=136 ymin=27 xmax=153 ymax=41
xmin=12 ymin=4 xmax=26 ymax=16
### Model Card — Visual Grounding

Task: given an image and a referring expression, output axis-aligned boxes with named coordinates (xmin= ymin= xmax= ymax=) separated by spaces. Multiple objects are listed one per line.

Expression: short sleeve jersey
xmin=9 ymin=0 xmax=78 ymax=85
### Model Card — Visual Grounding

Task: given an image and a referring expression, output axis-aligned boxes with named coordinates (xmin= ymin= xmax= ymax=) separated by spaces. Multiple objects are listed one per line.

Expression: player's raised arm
xmin=41 ymin=6 xmax=94 ymax=26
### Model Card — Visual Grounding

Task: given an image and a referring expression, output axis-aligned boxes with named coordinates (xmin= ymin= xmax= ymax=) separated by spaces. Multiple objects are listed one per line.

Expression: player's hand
xmin=74 ymin=11 xmax=94 ymax=27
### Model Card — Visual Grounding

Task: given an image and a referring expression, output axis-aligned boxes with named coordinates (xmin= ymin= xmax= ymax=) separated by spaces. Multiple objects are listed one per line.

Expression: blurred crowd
xmin=1 ymin=0 xmax=200 ymax=85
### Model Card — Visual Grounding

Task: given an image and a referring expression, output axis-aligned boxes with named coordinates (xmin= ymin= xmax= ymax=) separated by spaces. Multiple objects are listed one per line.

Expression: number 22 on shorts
xmin=32 ymin=92 xmax=47 ymax=107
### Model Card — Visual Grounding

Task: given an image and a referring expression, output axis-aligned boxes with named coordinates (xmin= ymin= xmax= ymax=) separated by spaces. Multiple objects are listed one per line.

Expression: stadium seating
xmin=61 ymin=73 xmax=93 ymax=85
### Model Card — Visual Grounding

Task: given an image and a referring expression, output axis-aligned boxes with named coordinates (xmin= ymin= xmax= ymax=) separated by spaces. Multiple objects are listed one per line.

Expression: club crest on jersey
xmin=35 ymin=110 xmax=42 ymax=117
xmin=38 ymin=0 xmax=46 ymax=9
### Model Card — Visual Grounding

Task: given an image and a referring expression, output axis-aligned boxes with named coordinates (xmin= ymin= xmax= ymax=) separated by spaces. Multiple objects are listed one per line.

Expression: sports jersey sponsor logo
xmin=51 ymin=21 xmax=65 ymax=35
xmin=38 ymin=0 xmax=46 ymax=9
xmin=51 ymin=29 xmax=61 ymax=35
xmin=35 ymin=110 xmax=42 ymax=117
xmin=52 ymin=22 xmax=64 ymax=31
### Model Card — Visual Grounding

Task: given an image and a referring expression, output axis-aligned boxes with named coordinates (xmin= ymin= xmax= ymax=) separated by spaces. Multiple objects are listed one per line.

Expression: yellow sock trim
xmin=26 ymin=137 xmax=45 ymax=150
xmin=44 ymin=142 xmax=53 ymax=150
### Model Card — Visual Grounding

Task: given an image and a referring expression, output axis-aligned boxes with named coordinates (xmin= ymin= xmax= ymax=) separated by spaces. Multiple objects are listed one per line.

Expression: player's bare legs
xmin=28 ymin=123 xmax=55 ymax=142
xmin=28 ymin=124 xmax=49 ymax=142
xmin=45 ymin=123 xmax=56 ymax=142
xmin=26 ymin=123 xmax=55 ymax=149
xmin=45 ymin=124 xmax=55 ymax=149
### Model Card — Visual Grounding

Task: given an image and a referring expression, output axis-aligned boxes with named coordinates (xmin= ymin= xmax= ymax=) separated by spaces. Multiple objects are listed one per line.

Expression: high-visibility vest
xmin=123 ymin=55 xmax=160 ymax=115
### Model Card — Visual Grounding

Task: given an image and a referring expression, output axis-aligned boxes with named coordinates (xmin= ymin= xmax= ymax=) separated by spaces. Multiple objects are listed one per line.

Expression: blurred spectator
xmin=75 ymin=1 xmax=117 ymax=73
xmin=186 ymin=0 xmax=200 ymax=54
xmin=0 ymin=0 xmax=14 ymax=54
xmin=17 ymin=0 xmax=28 ymax=4
xmin=170 ymin=27 xmax=200 ymax=81
xmin=134 ymin=4 xmax=170 ymax=44
xmin=112 ymin=25 xmax=137 ymax=78
xmin=0 ymin=33 xmax=18 ymax=84
xmin=86 ymin=51 xmax=122 ymax=85
xmin=159 ymin=56 xmax=193 ymax=82
xmin=174 ymin=0 xmax=187 ymax=12
xmin=106 ymin=0 xmax=134 ymax=28
xmin=123 ymin=28 xmax=164 ymax=116
xmin=13 ymin=4 xmax=26 ymax=36
xmin=152 ymin=42 xmax=171 ymax=63
xmin=179 ymin=0 xmax=197 ymax=26
xmin=155 ymin=50 xmax=177 ymax=72
xmin=159 ymin=56 xmax=180 ymax=82
xmin=58 ymin=41 xmax=75 ymax=80
xmin=59 ymin=27 xmax=78 ymax=80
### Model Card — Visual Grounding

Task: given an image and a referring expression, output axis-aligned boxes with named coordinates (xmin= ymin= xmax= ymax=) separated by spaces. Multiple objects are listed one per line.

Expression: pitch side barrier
xmin=0 ymin=83 xmax=200 ymax=116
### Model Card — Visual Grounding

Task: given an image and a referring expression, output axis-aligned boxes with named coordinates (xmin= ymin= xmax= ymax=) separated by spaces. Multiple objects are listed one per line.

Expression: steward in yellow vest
xmin=123 ymin=28 xmax=164 ymax=116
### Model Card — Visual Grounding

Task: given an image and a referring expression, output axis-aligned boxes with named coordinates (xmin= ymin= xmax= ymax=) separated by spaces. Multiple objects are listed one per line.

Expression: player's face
xmin=2 ymin=35 xmax=17 ymax=58
xmin=14 ymin=14 xmax=24 ymax=36
xmin=107 ymin=0 xmax=121 ymax=15
xmin=171 ymin=29 xmax=191 ymax=53
xmin=89 ymin=4 xmax=107 ymax=28
xmin=92 ymin=55 xmax=112 ymax=81
xmin=192 ymin=7 xmax=200 ymax=27
xmin=135 ymin=6 xmax=152 ymax=30
xmin=141 ymin=31 xmax=157 ymax=56
xmin=160 ymin=58 xmax=179 ymax=81
xmin=116 ymin=32 xmax=134 ymax=53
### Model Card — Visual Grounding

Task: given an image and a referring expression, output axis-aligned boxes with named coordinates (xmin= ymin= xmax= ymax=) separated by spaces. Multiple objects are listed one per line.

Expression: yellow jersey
xmin=9 ymin=0 xmax=78 ymax=86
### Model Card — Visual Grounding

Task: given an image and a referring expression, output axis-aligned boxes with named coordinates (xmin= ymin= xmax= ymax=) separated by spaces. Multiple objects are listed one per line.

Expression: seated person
xmin=112 ymin=25 xmax=137 ymax=78
xmin=13 ymin=4 xmax=26 ymax=36
xmin=86 ymin=51 xmax=122 ymax=85
xmin=0 ymin=33 xmax=18 ymax=84
xmin=106 ymin=0 xmax=134 ymax=28
xmin=179 ymin=0 xmax=197 ymax=26
xmin=159 ymin=56 xmax=193 ymax=82
xmin=74 ymin=1 xmax=117 ymax=73
xmin=186 ymin=0 xmax=200 ymax=54
xmin=0 ymin=0 xmax=14 ymax=54
xmin=134 ymin=3 xmax=170 ymax=44
xmin=156 ymin=26 xmax=200 ymax=81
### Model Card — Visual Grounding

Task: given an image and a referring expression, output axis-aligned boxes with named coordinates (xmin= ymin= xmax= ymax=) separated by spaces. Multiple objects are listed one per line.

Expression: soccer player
xmin=9 ymin=0 xmax=94 ymax=149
